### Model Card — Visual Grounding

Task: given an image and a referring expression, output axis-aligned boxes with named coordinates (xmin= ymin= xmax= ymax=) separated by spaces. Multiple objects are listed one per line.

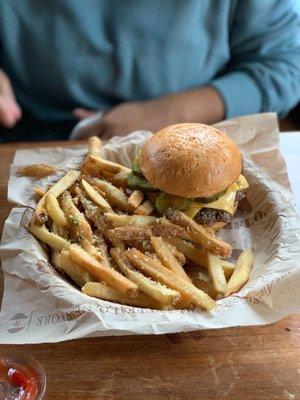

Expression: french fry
xmin=206 ymin=254 xmax=227 ymax=294
xmin=107 ymin=221 xmax=189 ymax=247
xmin=105 ymin=213 xmax=156 ymax=228
xmin=151 ymin=218 xmax=188 ymax=240
xmin=168 ymin=238 xmax=235 ymax=277
xmin=28 ymin=224 xmax=70 ymax=251
xmin=81 ymin=238 xmax=104 ymax=263
xmin=225 ymin=250 xmax=254 ymax=296
xmin=92 ymin=185 xmax=107 ymax=198
xmin=88 ymin=136 xmax=101 ymax=157
xmin=93 ymin=232 xmax=111 ymax=268
xmin=60 ymin=191 xmax=94 ymax=243
xmin=135 ymin=200 xmax=154 ymax=216
xmin=81 ymin=179 xmax=112 ymax=212
xmin=166 ymin=238 xmax=207 ymax=266
xmin=221 ymin=260 xmax=235 ymax=280
xmin=165 ymin=242 xmax=186 ymax=265
xmin=52 ymin=221 xmax=68 ymax=239
xmin=75 ymin=185 xmax=103 ymax=218
xmin=45 ymin=193 xmax=68 ymax=227
xmin=105 ymin=169 xmax=130 ymax=187
xmin=111 ymin=247 xmax=180 ymax=305
xmin=87 ymin=177 xmax=133 ymax=213
xmin=34 ymin=187 xmax=46 ymax=198
xmin=51 ymin=250 xmax=64 ymax=274
xmin=33 ymin=170 xmax=81 ymax=225
xmin=125 ymin=249 xmax=216 ymax=310
xmin=69 ymin=244 xmax=139 ymax=297
xmin=51 ymin=222 xmax=60 ymax=236
xmin=165 ymin=209 xmax=232 ymax=257
xmin=150 ymin=237 xmax=190 ymax=282
xmin=79 ymin=195 xmax=111 ymax=236
xmin=81 ymin=154 xmax=131 ymax=176
xmin=107 ymin=226 xmax=152 ymax=244
xmin=192 ymin=277 xmax=219 ymax=299
xmin=128 ymin=190 xmax=144 ymax=208
xmin=18 ymin=164 xmax=57 ymax=178
xmin=118 ymin=238 xmax=150 ymax=253
xmin=104 ymin=230 xmax=126 ymax=250
xmin=52 ymin=250 xmax=92 ymax=287
xmin=82 ymin=282 xmax=163 ymax=309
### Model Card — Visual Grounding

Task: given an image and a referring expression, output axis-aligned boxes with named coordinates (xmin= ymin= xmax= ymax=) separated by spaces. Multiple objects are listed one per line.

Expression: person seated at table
xmin=0 ymin=0 xmax=299 ymax=142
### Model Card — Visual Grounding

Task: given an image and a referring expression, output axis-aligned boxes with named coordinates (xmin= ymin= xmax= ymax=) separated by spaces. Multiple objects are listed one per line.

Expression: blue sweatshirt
xmin=0 ymin=0 xmax=300 ymax=140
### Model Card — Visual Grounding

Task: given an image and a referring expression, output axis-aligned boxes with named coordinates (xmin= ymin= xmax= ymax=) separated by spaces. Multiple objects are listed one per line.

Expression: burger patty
xmin=235 ymin=190 xmax=245 ymax=202
xmin=194 ymin=190 xmax=245 ymax=226
xmin=195 ymin=208 xmax=231 ymax=226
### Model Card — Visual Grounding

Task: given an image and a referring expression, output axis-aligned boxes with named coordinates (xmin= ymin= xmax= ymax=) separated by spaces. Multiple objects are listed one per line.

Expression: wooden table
xmin=0 ymin=141 xmax=299 ymax=400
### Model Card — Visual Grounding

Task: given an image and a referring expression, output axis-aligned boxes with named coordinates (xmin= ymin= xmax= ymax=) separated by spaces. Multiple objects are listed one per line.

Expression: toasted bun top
xmin=140 ymin=123 xmax=242 ymax=197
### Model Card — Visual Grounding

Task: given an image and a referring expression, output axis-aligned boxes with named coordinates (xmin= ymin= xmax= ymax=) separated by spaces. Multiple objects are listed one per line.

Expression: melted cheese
xmin=185 ymin=175 xmax=249 ymax=218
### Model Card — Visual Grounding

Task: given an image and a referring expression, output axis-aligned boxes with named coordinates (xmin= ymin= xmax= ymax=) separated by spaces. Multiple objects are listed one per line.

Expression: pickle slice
xmin=127 ymin=172 xmax=157 ymax=192
xmin=197 ymin=189 xmax=227 ymax=203
xmin=132 ymin=154 xmax=144 ymax=178
xmin=155 ymin=193 xmax=193 ymax=215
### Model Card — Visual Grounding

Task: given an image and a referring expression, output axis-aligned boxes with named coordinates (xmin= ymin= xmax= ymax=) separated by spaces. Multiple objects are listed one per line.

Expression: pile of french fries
xmin=24 ymin=136 xmax=253 ymax=311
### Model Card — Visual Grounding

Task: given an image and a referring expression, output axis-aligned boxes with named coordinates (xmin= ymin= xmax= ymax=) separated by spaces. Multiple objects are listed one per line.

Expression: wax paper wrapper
xmin=0 ymin=113 xmax=299 ymax=344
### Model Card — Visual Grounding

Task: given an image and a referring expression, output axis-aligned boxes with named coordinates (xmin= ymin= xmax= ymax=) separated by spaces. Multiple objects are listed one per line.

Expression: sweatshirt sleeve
xmin=210 ymin=0 xmax=300 ymax=118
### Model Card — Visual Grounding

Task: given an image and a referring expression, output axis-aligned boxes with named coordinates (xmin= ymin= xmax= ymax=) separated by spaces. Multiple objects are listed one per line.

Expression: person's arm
xmin=210 ymin=0 xmax=300 ymax=119
xmin=0 ymin=69 xmax=22 ymax=128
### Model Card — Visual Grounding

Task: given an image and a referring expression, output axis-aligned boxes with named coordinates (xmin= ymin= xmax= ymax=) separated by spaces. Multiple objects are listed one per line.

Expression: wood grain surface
xmin=0 ymin=141 xmax=299 ymax=400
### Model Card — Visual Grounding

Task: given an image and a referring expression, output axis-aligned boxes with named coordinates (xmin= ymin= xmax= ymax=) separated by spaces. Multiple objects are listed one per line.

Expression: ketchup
xmin=0 ymin=360 xmax=40 ymax=400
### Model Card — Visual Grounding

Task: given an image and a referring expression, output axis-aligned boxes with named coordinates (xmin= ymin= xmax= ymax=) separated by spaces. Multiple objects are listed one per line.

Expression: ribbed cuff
xmin=210 ymin=71 xmax=263 ymax=118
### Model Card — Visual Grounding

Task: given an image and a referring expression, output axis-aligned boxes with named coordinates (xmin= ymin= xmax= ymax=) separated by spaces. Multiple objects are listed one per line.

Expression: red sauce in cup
xmin=0 ymin=356 xmax=45 ymax=400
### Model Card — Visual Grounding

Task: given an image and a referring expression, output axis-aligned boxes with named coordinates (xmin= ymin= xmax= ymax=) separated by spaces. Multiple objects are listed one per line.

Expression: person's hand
xmin=0 ymin=69 xmax=22 ymax=128
xmin=73 ymin=98 xmax=181 ymax=140
xmin=73 ymin=86 xmax=225 ymax=140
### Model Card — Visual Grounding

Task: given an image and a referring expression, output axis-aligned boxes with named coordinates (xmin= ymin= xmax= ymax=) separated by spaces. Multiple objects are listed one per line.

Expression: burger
xmin=127 ymin=123 xmax=248 ymax=230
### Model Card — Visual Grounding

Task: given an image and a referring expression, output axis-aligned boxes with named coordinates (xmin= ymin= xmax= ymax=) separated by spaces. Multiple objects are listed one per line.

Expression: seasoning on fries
xmin=150 ymin=236 xmax=191 ymax=282
xmin=125 ymin=248 xmax=216 ymax=311
xmin=81 ymin=178 xmax=112 ymax=212
xmin=18 ymin=163 xmax=57 ymax=178
xmin=61 ymin=191 xmax=94 ymax=244
xmin=69 ymin=244 xmax=139 ymax=298
xmin=33 ymin=169 xmax=81 ymax=225
xmin=135 ymin=200 xmax=154 ymax=216
xmin=111 ymin=247 xmax=180 ymax=305
xmin=165 ymin=209 xmax=232 ymax=257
